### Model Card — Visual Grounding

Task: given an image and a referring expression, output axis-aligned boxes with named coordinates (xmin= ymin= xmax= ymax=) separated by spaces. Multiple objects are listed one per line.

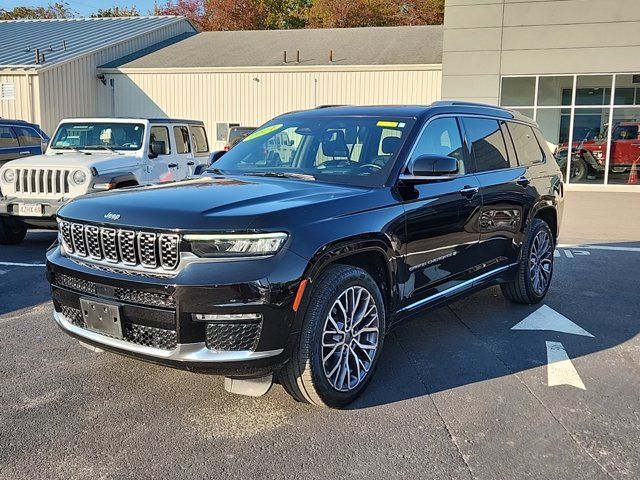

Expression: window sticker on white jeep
xmin=244 ymin=124 xmax=283 ymax=141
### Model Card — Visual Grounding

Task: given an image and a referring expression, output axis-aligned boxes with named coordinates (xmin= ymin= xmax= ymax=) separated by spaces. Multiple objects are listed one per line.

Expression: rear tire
xmin=279 ymin=264 xmax=385 ymax=408
xmin=501 ymin=218 xmax=554 ymax=305
xmin=0 ymin=217 xmax=27 ymax=245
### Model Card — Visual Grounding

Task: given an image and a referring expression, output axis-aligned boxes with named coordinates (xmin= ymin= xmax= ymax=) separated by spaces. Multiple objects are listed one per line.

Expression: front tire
xmin=0 ymin=217 xmax=27 ymax=245
xmin=501 ymin=218 xmax=554 ymax=304
xmin=280 ymin=264 xmax=385 ymax=408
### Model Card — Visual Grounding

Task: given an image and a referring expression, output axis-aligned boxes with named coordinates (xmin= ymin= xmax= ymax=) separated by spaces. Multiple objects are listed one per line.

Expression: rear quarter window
xmin=508 ymin=122 xmax=545 ymax=166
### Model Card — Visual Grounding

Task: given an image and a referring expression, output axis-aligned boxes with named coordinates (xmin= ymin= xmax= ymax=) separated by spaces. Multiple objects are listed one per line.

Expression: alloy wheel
xmin=529 ymin=230 xmax=553 ymax=295
xmin=321 ymin=286 xmax=380 ymax=392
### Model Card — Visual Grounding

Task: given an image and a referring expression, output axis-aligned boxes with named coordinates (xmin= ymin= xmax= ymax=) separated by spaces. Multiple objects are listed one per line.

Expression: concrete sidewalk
xmin=559 ymin=191 xmax=640 ymax=244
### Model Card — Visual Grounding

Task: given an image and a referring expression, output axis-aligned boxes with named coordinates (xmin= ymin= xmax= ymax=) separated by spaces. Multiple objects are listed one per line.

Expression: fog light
xmin=194 ymin=313 xmax=261 ymax=321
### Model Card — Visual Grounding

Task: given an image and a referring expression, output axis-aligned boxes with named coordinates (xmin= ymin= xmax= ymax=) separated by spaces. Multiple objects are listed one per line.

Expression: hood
xmin=0 ymin=152 xmax=142 ymax=172
xmin=58 ymin=175 xmax=375 ymax=231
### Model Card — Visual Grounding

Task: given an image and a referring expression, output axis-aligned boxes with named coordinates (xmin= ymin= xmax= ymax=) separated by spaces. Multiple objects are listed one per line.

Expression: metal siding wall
xmin=110 ymin=68 xmax=442 ymax=149
xmin=36 ymin=20 xmax=194 ymax=135
xmin=0 ymin=73 xmax=34 ymax=122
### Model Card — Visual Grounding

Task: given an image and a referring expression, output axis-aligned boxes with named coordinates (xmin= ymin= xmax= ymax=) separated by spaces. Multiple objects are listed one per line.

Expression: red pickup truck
xmin=555 ymin=122 xmax=640 ymax=181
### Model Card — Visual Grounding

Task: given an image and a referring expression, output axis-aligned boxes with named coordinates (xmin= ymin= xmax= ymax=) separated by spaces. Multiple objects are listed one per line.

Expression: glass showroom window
xmin=501 ymin=74 xmax=640 ymax=186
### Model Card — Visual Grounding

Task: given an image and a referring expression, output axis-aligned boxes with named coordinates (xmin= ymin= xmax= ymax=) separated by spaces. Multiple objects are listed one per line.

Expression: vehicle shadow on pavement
xmin=0 ymin=231 xmax=56 ymax=317
xmin=350 ymin=241 xmax=640 ymax=409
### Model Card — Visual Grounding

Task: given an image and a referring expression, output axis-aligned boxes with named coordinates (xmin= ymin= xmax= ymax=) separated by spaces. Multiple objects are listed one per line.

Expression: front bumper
xmin=47 ymin=245 xmax=309 ymax=377
xmin=0 ymin=197 xmax=65 ymax=226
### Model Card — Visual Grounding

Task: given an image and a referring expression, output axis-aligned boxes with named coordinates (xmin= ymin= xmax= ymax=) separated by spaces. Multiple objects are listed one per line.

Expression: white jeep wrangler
xmin=0 ymin=118 xmax=212 ymax=244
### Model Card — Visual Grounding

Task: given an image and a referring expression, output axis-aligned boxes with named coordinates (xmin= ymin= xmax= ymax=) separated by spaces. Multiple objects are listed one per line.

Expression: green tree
xmin=91 ymin=6 xmax=140 ymax=17
xmin=157 ymin=0 xmax=309 ymax=30
xmin=0 ymin=2 xmax=75 ymax=20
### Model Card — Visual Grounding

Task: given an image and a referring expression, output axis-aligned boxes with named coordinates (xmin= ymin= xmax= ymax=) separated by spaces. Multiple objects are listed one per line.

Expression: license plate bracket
xmin=80 ymin=298 xmax=123 ymax=338
xmin=17 ymin=203 xmax=45 ymax=217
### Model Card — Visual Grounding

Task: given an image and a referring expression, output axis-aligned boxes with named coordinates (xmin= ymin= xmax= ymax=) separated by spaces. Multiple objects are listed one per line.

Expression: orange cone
xmin=629 ymin=161 xmax=638 ymax=185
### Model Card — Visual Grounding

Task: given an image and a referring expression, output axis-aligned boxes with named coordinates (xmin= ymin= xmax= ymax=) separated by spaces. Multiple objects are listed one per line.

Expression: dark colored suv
xmin=0 ymin=118 xmax=48 ymax=168
xmin=46 ymin=103 xmax=564 ymax=408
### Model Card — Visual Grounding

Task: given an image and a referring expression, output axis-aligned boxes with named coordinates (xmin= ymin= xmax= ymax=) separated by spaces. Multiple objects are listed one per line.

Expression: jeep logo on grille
xmin=104 ymin=212 xmax=121 ymax=221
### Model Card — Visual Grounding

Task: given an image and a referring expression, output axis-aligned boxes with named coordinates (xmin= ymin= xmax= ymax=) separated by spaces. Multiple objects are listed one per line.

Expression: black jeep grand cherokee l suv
xmin=46 ymin=103 xmax=563 ymax=408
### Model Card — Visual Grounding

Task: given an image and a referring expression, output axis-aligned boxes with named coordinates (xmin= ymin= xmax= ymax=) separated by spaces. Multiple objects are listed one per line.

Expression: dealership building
xmin=1 ymin=0 xmax=639 ymax=189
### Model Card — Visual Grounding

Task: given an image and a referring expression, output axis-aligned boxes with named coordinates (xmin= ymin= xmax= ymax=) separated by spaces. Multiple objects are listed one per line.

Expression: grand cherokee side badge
xmin=104 ymin=212 xmax=121 ymax=221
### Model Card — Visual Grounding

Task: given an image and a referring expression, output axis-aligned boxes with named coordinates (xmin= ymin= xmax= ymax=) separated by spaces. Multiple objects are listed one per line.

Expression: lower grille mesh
xmin=205 ymin=321 xmax=262 ymax=352
xmin=59 ymin=306 xmax=177 ymax=351
xmin=52 ymin=273 xmax=175 ymax=308
xmin=124 ymin=324 xmax=178 ymax=350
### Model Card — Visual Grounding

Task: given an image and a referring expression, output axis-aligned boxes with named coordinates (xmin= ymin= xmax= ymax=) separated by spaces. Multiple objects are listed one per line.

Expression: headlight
xmin=71 ymin=169 xmax=87 ymax=185
xmin=185 ymin=232 xmax=288 ymax=257
xmin=2 ymin=168 xmax=15 ymax=183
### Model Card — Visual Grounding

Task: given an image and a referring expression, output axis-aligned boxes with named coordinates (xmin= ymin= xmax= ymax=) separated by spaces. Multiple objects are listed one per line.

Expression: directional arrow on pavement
xmin=511 ymin=304 xmax=594 ymax=337
xmin=511 ymin=305 xmax=593 ymax=390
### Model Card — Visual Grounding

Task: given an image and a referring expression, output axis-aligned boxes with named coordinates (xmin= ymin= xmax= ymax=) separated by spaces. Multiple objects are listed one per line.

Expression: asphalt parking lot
xmin=1 ymin=191 xmax=639 ymax=480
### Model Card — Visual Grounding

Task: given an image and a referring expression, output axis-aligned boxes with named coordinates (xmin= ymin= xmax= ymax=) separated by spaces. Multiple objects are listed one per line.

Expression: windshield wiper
xmin=205 ymin=167 xmax=226 ymax=175
xmin=56 ymin=145 xmax=87 ymax=154
xmin=85 ymin=145 xmax=123 ymax=155
xmin=244 ymin=172 xmax=316 ymax=181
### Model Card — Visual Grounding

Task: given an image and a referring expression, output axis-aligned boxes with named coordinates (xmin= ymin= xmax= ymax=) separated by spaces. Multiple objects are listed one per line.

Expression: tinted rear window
xmin=508 ymin=122 xmax=544 ymax=166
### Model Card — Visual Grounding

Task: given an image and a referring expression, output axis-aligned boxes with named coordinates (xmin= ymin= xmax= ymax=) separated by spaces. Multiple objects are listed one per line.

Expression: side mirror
xmin=148 ymin=141 xmax=165 ymax=158
xmin=400 ymin=154 xmax=459 ymax=183
xmin=209 ymin=150 xmax=226 ymax=164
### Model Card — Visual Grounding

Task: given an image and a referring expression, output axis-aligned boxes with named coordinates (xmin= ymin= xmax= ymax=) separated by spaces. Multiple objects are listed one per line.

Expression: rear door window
xmin=14 ymin=126 xmax=41 ymax=146
xmin=173 ymin=126 xmax=191 ymax=154
xmin=508 ymin=122 xmax=545 ymax=166
xmin=0 ymin=126 xmax=19 ymax=148
xmin=190 ymin=125 xmax=209 ymax=153
xmin=463 ymin=117 xmax=511 ymax=172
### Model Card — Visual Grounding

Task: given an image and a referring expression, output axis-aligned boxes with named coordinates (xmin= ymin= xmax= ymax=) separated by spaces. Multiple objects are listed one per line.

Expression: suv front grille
xmin=205 ymin=321 xmax=262 ymax=352
xmin=60 ymin=306 xmax=177 ymax=350
xmin=59 ymin=220 xmax=180 ymax=271
xmin=14 ymin=168 xmax=70 ymax=196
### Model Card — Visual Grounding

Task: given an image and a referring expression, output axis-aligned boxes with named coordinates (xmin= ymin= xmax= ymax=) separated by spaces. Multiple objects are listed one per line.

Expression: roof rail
xmin=431 ymin=100 xmax=502 ymax=109
xmin=315 ymin=104 xmax=349 ymax=109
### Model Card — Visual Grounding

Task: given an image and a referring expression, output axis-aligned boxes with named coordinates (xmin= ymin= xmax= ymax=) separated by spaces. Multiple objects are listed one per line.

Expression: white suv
xmin=0 ymin=118 xmax=211 ymax=244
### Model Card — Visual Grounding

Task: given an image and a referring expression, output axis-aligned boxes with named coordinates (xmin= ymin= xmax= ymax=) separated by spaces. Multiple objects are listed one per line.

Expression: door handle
xmin=168 ymin=163 xmax=178 ymax=168
xmin=187 ymin=161 xmax=195 ymax=166
xmin=20 ymin=151 xmax=31 ymax=155
xmin=459 ymin=186 xmax=479 ymax=198
xmin=516 ymin=176 xmax=530 ymax=188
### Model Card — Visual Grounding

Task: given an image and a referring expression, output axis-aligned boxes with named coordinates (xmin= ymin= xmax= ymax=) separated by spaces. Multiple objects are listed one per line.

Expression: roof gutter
xmin=98 ymin=63 xmax=443 ymax=75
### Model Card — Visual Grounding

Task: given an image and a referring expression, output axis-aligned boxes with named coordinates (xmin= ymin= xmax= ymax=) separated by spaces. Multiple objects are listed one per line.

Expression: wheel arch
xmin=532 ymin=205 xmax=558 ymax=243
xmin=298 ymin=235 xmax=397 ymax=322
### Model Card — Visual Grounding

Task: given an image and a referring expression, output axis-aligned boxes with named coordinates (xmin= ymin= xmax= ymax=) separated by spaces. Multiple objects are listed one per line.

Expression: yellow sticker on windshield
xmin=243 ymin=124 xmax=283 ymax=141
xmin=377 ymin=120 xmax=400 ymax=128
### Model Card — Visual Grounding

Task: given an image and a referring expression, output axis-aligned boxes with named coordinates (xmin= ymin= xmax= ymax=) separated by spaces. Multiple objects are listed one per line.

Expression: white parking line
xmin=557 ymin=244 xmax=640 ymax=253
xmin=0 ymin=261 xmax=46 ymax=267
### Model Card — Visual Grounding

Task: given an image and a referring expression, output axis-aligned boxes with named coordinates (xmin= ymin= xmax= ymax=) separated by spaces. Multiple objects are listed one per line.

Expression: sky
xmin=2 ymin=0 xmax=159 ymax=16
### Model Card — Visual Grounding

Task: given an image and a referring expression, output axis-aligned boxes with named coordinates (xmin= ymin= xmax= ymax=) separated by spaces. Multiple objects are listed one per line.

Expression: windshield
xmin=212 ymin=116 xmax=415 ymax=187
xmin=51 ymin=122 xmax=145 ymax=151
